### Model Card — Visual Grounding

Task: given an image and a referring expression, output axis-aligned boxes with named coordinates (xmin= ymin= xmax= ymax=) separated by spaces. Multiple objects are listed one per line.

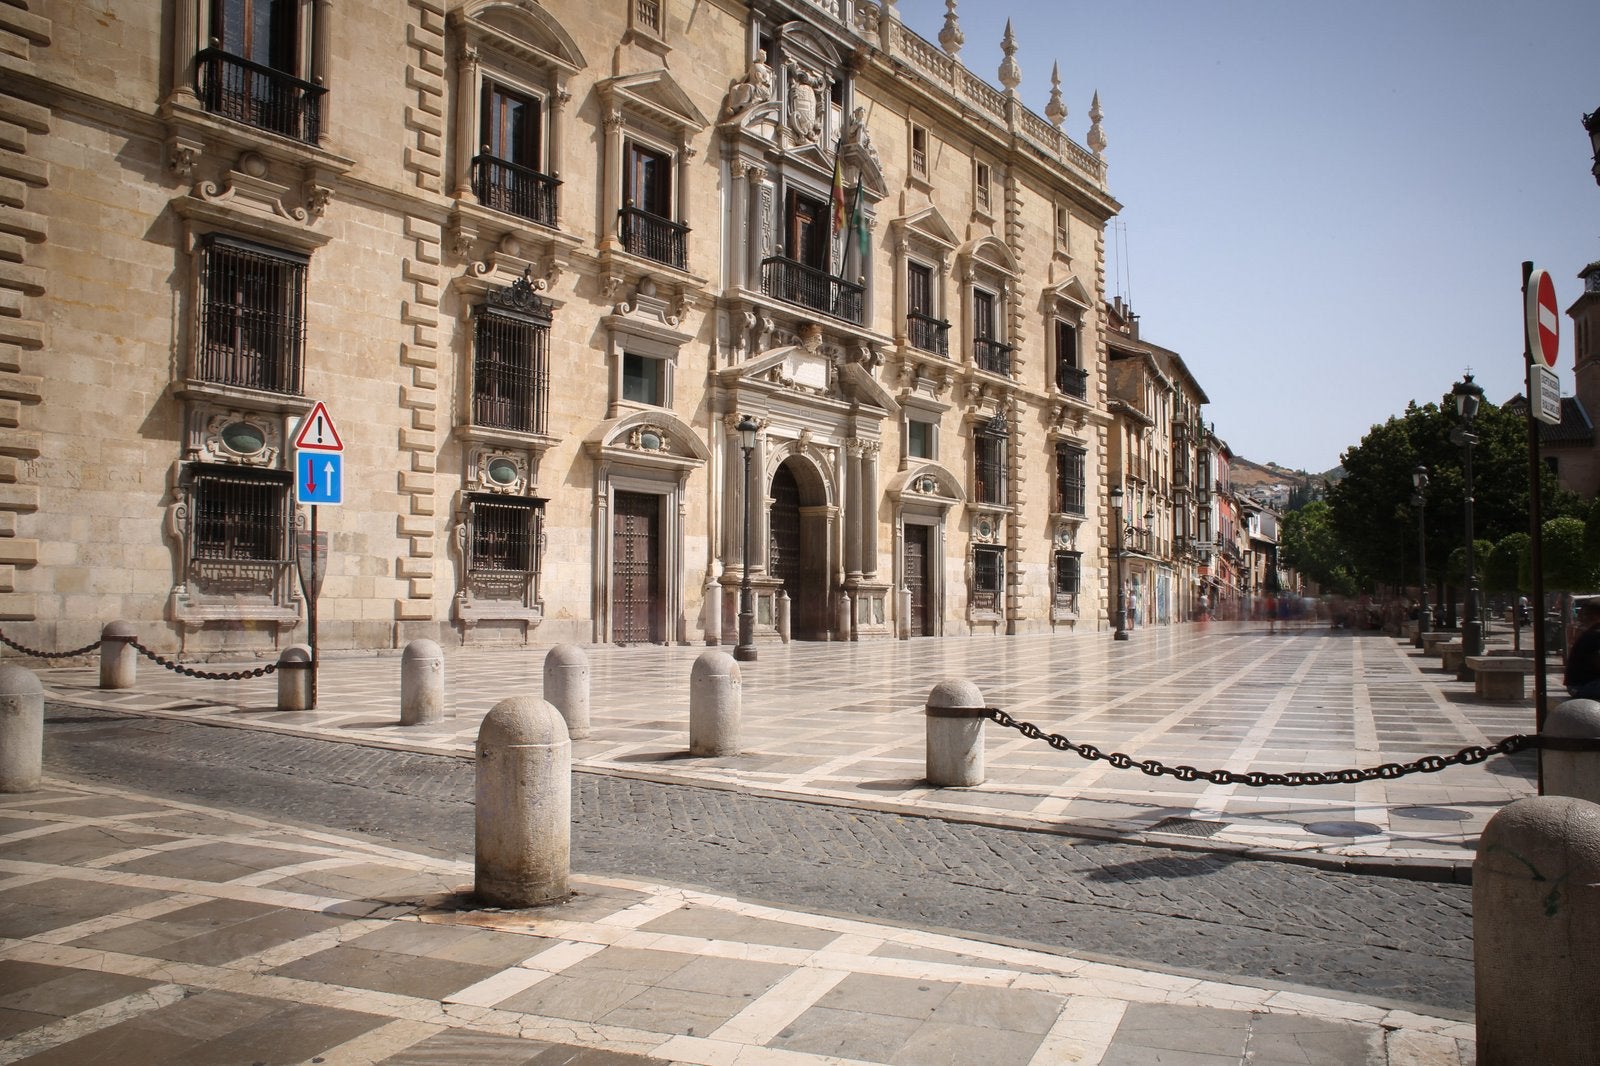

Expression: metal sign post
xmin=292 ymin=402 xmax=346 ymax=711
xmin=1522 ymin=261 xmax=1557 ymax=792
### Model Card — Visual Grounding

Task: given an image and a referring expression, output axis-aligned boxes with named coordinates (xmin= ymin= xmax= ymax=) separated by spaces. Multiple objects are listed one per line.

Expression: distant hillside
xmin=1229 ymin=457 xmax=1313 ymax=491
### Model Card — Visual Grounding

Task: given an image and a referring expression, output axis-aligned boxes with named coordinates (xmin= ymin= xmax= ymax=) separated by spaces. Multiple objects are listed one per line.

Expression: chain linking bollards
xmin=926 ymin=679 xmax=987 ymax=787
xmin=0 ymin=663 xmax=42 ymax=792
xmin=543 ymin=644 xmax=590 ymax=740
xmin=276 ymin=645 xmax=313 ymax=711
xmin=400 ymin=639 xmax=445 ymax=726
xmin=474 ymin=696 xmax=570 ymax=909
xmin=689 ymin=650 xmax=741 ymax=756
xmin=99 ymin=622 xmax=137 ymax=690
xmin=1474 ymin=795 xmax=1600 ymax=1064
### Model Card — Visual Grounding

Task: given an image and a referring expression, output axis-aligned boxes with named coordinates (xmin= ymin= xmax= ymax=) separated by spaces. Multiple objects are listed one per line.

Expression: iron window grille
xmin=972 ymin=545 xmax=1004 ymax=613
xmin=1054 ymin=551 xmax=1081 ymax=611
xmin=197 ymin=235 xmax=307 ymax=395
xmin=974 ymin=416 xmax=1008 ymax=506
xmin=187 ymin=463 xmax=292 ymax=597
xmin=618 ymin=205 xmax=688 ymax=269
xmin=467 ymin=494 xmax=545 ymax=602
xmin=195 ymin=48 xmax=323 ymax=145
xmin=1056 ymin=446 xmax=1087 ymax=515
xmin=472 ymin=276 xmax=553 ymax=435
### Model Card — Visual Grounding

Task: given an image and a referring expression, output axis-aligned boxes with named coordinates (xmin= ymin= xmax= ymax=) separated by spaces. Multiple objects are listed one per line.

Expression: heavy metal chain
xmin=130 ymin=640 xmax=278 ymax=681
xmin=0 ymin=631 xmax=104 ymax=660
xmin=984 ymin=707 xmax=1535 ymax=787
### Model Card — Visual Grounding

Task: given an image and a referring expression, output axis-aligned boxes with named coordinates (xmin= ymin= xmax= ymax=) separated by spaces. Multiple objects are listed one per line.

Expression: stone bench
xmin=1422 ymin=632 xmax=1456 ymax=655
xmin=1437 ymin=641 xmax=1465 ymax=672
xmin=1466 ymin=656 xmax=1534 ymax=701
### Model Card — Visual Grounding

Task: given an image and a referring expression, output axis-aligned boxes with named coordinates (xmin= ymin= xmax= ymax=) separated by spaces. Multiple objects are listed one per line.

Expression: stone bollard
xmin=926 ymin=679 xmax=987 ymax=787
xmin=0 ymin=663 xmax=43 ymax=792
xmin=836 ymin=592 xmax=853 ymax=641
xmin=897 ymin=587 xmax=912 ymax=640
xmin=475 ymin=696 xmax=570 ymax=908
xmin=276 ymin=645 xmax=314 ymax=711
xmin=99 ymin=621 xmax=137 ymax=690
xmin=777 ymin=590 xmax=791 ymax=643
xmin=543 ymin=644 xmax=590 ymax=740
xmin=1543 ymin=699 xmax=1600 ymax=806
xmin=689 ymin=650 xmax=741 ymax=756
xmin=400 ymin=639 xmax=446 ymax=726
xmin=1474 ymin=795 xmax=1600 ymax=1064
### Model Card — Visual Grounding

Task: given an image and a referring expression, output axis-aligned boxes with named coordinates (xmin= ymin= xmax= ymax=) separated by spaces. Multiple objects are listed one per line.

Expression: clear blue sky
xmin=897 ymin=0 xmax=1600 ymax=475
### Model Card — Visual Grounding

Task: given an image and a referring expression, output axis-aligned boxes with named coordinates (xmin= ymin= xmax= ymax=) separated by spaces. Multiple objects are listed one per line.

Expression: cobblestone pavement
xmin=46 ymin=706 xmax=1477 ymax=1014
xmin=35 ymin=622 xmax=1542 ymax=871
xmin=0 ymin=779 xmax=1475 ymax=1065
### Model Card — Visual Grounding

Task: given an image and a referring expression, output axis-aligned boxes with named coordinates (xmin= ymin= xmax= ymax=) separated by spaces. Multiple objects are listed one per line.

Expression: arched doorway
xmin=769 ymin=459 xmax=830 ymax=639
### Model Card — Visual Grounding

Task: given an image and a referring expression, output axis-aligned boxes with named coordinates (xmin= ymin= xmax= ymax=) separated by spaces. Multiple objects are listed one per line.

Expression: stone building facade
xmin=4 ymin=0 xmax=1130 ymax=653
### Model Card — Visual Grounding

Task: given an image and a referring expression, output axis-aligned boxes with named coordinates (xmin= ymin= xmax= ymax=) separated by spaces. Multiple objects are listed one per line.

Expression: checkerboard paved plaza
xmin=37 ymin=621 xmax=1543 ymax=868
xmin=0 ymin=782 xmax=1475 ymax=1064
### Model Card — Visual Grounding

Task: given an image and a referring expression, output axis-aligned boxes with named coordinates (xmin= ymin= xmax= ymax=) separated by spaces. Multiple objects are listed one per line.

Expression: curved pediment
xmin=599 ymin=70 xmax=709 ymax=134
xmin=888 ymin=462 xmax=966 ymax=505
xmin=960 ymin=235 xmax=1019 ymax=277
xmin=584 ymin=410 xmax=710 ymax=467
xmin=776 ymin=22 xmax=844 ymax=70
xmin=458 ymin=0 xmax=586 ymax=73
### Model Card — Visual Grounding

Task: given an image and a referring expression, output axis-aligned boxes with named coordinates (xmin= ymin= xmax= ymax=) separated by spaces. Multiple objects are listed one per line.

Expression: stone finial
xmin=1088 ymin=90 xmax=1107 ymax=155
xmin=998 ymin=20 xmax=1021 ymax=92
xmin=939 ymin=0 xmax=963 ymax=58
xmin=1045 ymin=61 xmax=1067 ymax=128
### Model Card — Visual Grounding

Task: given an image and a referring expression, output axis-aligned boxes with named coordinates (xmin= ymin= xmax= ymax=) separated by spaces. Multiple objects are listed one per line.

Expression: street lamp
xmin=1412 ymin=465 xmax=1431 ymax=640
xmin=1110 ymin=484 xmax=1129 ymax=640
xmin=1584 ymin=107 xmax=1600 ymax=187
xmin=734 ymin=414 xmax=759 ymax=662
xmin=1452 ymin=374 xmax=1485 ymax=670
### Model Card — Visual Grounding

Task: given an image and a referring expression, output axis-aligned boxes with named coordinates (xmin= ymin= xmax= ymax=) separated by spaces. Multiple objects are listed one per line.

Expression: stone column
xmin=861 ymin=442 xmax=879 ymax=577
xmin=400 ymin=639 xmax=446 ymax=726
xmin=475 ymin=697 xmax=570 ymax=908
xmin=689 ymin=651 xmax=741 ymax=756
xmin=543 ymin=644 xmax=590 ymax=740
xmin=845 ymin=440 xmax=863 ymax=578
xmin=452 ymin=43 xmax=481 ymax=199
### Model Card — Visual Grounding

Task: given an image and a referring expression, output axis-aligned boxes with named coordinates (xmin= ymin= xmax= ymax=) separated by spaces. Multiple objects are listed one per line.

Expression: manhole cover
xmin=1392 ymin=806 xmax=1472 ymax=822
xmin=1147 ymin=817 xmax=1229 ymax=838
xmin=1304 ymin=820 xmax=1384 ymax=838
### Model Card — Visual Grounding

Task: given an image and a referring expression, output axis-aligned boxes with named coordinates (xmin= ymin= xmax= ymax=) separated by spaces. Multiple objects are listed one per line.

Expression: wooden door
xmin=611 ymin=491 xmax=660 ymax=643
xmin=905 ymin=524 xmax=930 ymax=637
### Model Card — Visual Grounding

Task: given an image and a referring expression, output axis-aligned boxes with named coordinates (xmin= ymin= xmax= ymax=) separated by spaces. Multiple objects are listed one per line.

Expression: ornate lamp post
xmin=734 ymin=414 xmax=759 ymax=663
xmin=1584 ymin=108 xmax=1600 ymax=187
xmin=1412 ymin=465 xmax=1431 ymax=640
xmin=1452 ymin=374 xmax=1485 ymax=667
xmin=1111 ymin=484 xmax=1129 ymax=640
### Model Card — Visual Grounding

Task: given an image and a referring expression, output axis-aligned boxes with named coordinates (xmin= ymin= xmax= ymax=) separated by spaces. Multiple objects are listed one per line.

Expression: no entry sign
xmin=1527 ymin=269 xmax=1560 ymax=369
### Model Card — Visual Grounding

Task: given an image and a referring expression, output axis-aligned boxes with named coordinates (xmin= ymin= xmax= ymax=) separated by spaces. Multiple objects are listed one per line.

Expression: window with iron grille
xmin=974 ymin=421 xmax=1007 ymax=506
xmin=1054 ymin=319 xmax=1086 ymax=398
xmin=972 ymin=545 xmax=1004 ymax=613
xmin=467 ymin=494 xmax=544 ymax=600
xmin=1053 ymin=551 xmax=1081 ymax=610
xmin=197 ymin=236 xmax=306 ymax=394
xmin=1055 ymin=445 xmax=1086 ymax=515
xmin=907 ymin=261 xmax=947 ymax=355
xmin=473 ymin=80 xmax=558 ymax=226
xmin=187 ymin=463 xmax=292 ymax=596
xmin=473 ymin=306 xmax=550 ymax=434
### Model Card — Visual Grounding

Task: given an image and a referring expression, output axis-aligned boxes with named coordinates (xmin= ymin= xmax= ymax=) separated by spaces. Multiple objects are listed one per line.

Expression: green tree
xmin=1279 ymin=500 xmax=1356 ymax=595
xmin=1540 ymin=516 xmax=1596 ymax=592
xmin=1485 ymin=532 xmax=1530 ymax=595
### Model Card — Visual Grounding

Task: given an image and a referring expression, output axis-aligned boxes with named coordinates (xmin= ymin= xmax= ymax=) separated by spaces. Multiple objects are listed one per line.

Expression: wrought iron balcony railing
xmin=618 ymin=205 xmax=688 ymax=269
xmin=195 ymin=49 xmax=324 ymax=145
xmin=1057 ymin=364 xmax=1088 ymax=399
xmin=760 ymin=256 xmax=864 ymax=325
xmin=907 ymin=311 xmax=949 ymax=355
xmin=1056 ymin=481 xmax=1086 ymax=516
xmin=974 ymin=337 xmax=1013 ymax=377
xmin=472 ymin=155 xmax=560 ymax=228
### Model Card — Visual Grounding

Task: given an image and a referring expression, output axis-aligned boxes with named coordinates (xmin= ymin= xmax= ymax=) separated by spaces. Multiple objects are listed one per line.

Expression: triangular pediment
xmin=1045 ymin=274 xmax=1094 ymax=311
xmin=897 ymin=206 xmax=959 ymax=252
xmin=600 ymin=70 xmax=709 ymax=134
xmin=734 ymin=343 xmax=835 ymax=396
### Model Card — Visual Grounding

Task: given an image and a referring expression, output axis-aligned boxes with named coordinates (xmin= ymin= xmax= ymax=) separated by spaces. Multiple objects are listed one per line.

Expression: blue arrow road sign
xmin=296 ymin=450 xmax=344 ymax=506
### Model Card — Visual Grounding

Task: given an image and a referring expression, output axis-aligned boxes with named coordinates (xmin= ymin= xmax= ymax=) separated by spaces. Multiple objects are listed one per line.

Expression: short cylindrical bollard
xmin=777 ymin=590 xmax=791 ymax=643
xmin=1474 ymin=796 xmax=1600 ymax=1064
xmin=543 ymin=644 xmax=590 ymax=740
xmin=400 ymin=639 xmax=446 ymax=726
xmin=690 ymin=650 xmax=741 ymax=756
xmin=1544 ymin=699 xmax=1600 ymax=805
xmin=897 ymin=587 xmax=912 ymax=640
xmin=276 ymin=645 xmax=313 ymax=711
xmin=0 ymin=663 xmax=43 ymax=792
xmin=475 ymin=696 xmax=570 ymax=908
xmin=99 ymin=621 xmax=137 ymax=690
xmin=926 ymin=679 xmax=986 ymax=787
xmin=836 ymin=592 xmax=852 ymax=641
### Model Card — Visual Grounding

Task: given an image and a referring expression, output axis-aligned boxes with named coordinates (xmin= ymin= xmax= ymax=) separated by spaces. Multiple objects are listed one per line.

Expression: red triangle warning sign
xmin=293 ymin=401 xmax=344 ymax=452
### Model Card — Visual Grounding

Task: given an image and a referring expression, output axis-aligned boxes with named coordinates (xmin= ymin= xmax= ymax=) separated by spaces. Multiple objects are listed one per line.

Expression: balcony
xmin=907 ymin=311 xmax=949 ymax=355
xmin=760 ymin=256 xmax=863 ymax=325
xmin=473 ymin=155 xmax=560 ymax=228
xmin=1056 ymin=481 xmax=1086 ymax=516
xmin=1057 ymin=363 xmax=1088 ymax=399
xmin=618 ymin=206 xmax=688 ymax=270
xmin=973 ymin=337 xmax=1013 ymax=377
xmin=196 ymin=49 xmax=325 ymax=145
